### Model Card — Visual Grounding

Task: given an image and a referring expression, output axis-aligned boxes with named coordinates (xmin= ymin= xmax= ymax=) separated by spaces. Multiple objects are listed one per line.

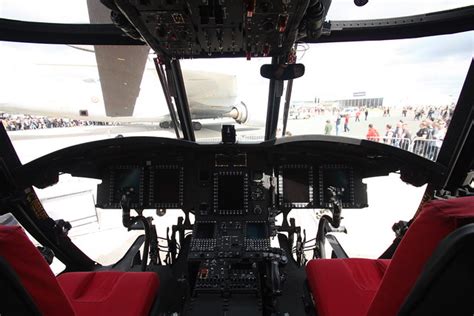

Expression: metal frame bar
xmin=306 ymin=6 xmax=474 ymax=43
xmin=153 ymin=57 xmax=181 ymax=139
xmin=264 ymin=57 xmax=284 ymax=140
xmin=0 ymin=18 xmax=141 ymax=45
xmin=436 ymin=59 xmax=474 ymax=191
xmin=0 ymin=124 xmax=95 ymax=270
xmin=168 ymin=59 xmax=195 ymax=141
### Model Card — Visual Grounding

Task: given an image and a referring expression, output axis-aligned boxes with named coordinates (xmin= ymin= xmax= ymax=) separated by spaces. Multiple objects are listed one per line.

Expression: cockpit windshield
xmin=0 ymin=2 xmax=472 ymax=163
xmin=1 ymin=32 xmax=472 ymax=162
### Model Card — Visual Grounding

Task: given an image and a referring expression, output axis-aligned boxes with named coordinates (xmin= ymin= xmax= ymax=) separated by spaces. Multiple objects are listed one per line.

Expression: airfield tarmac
xmin=7 ymin=108 xmax=426 ymax=273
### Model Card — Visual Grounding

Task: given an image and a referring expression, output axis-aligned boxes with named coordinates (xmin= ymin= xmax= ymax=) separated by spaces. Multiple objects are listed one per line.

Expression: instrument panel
xmin=97 ymin=164 xmax=184 ymax=209
xmin=96 ymin=153 xmax=367 ymax=210
xmin=93 ymin=149 xmax=369 ymax=298
xmin=21 ymin=135 xmax=441 ymax=309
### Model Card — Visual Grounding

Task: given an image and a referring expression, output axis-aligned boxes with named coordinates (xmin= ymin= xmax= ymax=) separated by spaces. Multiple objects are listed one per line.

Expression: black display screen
xmin=152 ymin=169 xmax=181 ymax=205
xmin=218 ymin=175 xmax=244 ymax=210
xmin=195 ymin=223 xmax=215 ymax=238
xmin=322 ymin=169 xmax=352 ymax=203
xmin=246 ymin=223 xmax=266 ymax=239
xmin=282 ymin=168 xmax=310 ymax=203
xmin=113 ymin=168 xmax=141 ymax=203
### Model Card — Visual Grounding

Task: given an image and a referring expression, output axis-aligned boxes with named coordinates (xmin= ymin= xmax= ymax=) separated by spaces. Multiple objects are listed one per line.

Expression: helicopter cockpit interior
xmin=0 ymin=1 xmax=473 ymax=316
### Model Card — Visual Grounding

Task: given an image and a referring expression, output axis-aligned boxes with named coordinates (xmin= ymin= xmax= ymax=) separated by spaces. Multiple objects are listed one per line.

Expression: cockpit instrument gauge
xmin=317 ymin=164 xmax=368 ymax=209
xmin=149 ymin=165 xmax=184 ymax=208
xmin=214 ymin=171 xmax=249 ymax=215
xmin=278 ymin=165 xmax=313 ymax=208
xmin=97 ymin=166 xmax=144 ymax=209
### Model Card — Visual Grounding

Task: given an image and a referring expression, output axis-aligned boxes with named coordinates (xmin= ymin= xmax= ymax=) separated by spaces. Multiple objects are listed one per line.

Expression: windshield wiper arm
xmin=281 ymin=78 xmax=294 ymax=137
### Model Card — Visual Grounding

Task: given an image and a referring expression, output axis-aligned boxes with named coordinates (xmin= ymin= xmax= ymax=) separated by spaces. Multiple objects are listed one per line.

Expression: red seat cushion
xmin=306 ymin=196 xmax=474 ymax=316
xmin=306 ymin=258 xmax=390 ymax=316
xmin=1 ymin=225 xmax=160 ymax=316
xmin=367 ymin=196 xmax=474 ymax=316
xmin=58 ymin=271 xmax=159 ymax=316
xmin=0 ymin=225 xmax=75 ymax=316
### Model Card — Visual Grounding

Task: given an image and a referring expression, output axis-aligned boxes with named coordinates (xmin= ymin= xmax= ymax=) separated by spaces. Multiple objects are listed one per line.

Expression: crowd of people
xmin=323 ymin=105 xmax=454 ymax=161
xmin=365 ymin=106 xmax=453 ymax=161
xmin=327 ymin=107 xmax=370 ymax=136
xmin=1 ymin=113 xmax=107 ymax=131
xmin=410 ymin=105 xmax=454 ymax=122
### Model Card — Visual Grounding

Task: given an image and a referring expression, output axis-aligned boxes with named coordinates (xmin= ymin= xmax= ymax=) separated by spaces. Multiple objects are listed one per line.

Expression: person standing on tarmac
xmin=324 ymin=120 xmax=333 ymax=135
xmin=335 ymin=115 xmax=341 ymax=135
xmin=364 ymin=108 xmax=369 ymax=121
xmin=355 ymin=110 xmax=361 ymax=122
xmin=343 ymin=114 xmax=350 ymax=132
xmin=431 ymin=121 xmax=446 ymax=160
xmin=384 ymin=124 xmax=394 ymax=144
xmin=402 ymin=107 xmax=407 ymax=117
xmin=366 ymin=124 xmax=380 ymax=141
xmin=400 ymin=123 xmax=412 ymax=150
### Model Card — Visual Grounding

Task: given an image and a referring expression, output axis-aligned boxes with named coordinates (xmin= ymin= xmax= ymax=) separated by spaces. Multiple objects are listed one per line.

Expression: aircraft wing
xmin=87 ymin=0 xmax=149 ymax=117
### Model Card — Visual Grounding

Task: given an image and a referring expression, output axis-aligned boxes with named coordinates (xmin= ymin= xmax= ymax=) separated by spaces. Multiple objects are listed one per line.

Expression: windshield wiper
xmin=281 ymin=78 xmax=294 ymax=137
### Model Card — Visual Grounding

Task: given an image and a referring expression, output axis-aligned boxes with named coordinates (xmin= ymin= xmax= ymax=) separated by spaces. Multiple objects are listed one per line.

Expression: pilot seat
xmin=305 ymin=196 xmax=474 ymax=316
xmin=0 ymin=225 xmax=159 ymax=316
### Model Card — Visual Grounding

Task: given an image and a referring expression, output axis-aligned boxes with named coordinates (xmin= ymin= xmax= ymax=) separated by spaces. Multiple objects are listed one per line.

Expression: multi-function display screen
xmin=113 ymin=168 xmax=141 ymax=204
xmin=246 ymin=223 xmax=266 ymax=239
xmin=218 ymin=174 xmax=244 ymax=210
xmin=195 ymin=222 xmax=215 ymax=239
xmin=280 ymin=166 xmax=312 ymax=208
xmin=151 ymin=168 xmax=181 ymax=205
xmin=282 ymin=168 xmax=310 ymax=203
xmin=322 ymin=169 xmax=352 ymax=204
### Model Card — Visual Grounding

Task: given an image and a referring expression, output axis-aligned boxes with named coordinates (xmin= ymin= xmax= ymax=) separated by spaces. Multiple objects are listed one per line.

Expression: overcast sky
xmin=1 ymin=0 xmax=473 ymax=23
xmin=0 ymin=0 xmax=472 ymax=117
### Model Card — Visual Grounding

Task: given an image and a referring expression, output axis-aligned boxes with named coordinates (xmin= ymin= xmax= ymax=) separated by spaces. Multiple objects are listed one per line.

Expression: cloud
xmin=292 ymin=31 xmax=472 ymax=105
xmin=0 ymin=0 xmax=89 ymax=23
xmin=392 ymin=32 xmax=474 ymax=63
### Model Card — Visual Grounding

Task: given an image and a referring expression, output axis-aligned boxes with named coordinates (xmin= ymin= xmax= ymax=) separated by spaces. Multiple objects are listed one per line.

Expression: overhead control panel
xmin=109 ymin=0 xmax=310 ymax=58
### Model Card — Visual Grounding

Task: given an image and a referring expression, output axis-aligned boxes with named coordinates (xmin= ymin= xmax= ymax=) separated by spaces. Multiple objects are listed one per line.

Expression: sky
xmin=1 ymin=0 xmax=473 ymax=23
xmin=0 ymin=0 xmax=472 ymax=120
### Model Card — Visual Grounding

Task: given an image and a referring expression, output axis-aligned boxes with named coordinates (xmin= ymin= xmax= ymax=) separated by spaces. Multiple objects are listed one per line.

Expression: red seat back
xmin=0 ymin=225 xmax=75 ymax=316
xmin=367 ymin=196 xmax=474 ymax=316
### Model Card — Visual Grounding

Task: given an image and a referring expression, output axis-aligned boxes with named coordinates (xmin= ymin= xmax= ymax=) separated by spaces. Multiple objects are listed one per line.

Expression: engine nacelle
xmin=229 ymin=102 xmax=249 ymax=124
xmin=229 ymin=101 xmax=266 ymax=128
